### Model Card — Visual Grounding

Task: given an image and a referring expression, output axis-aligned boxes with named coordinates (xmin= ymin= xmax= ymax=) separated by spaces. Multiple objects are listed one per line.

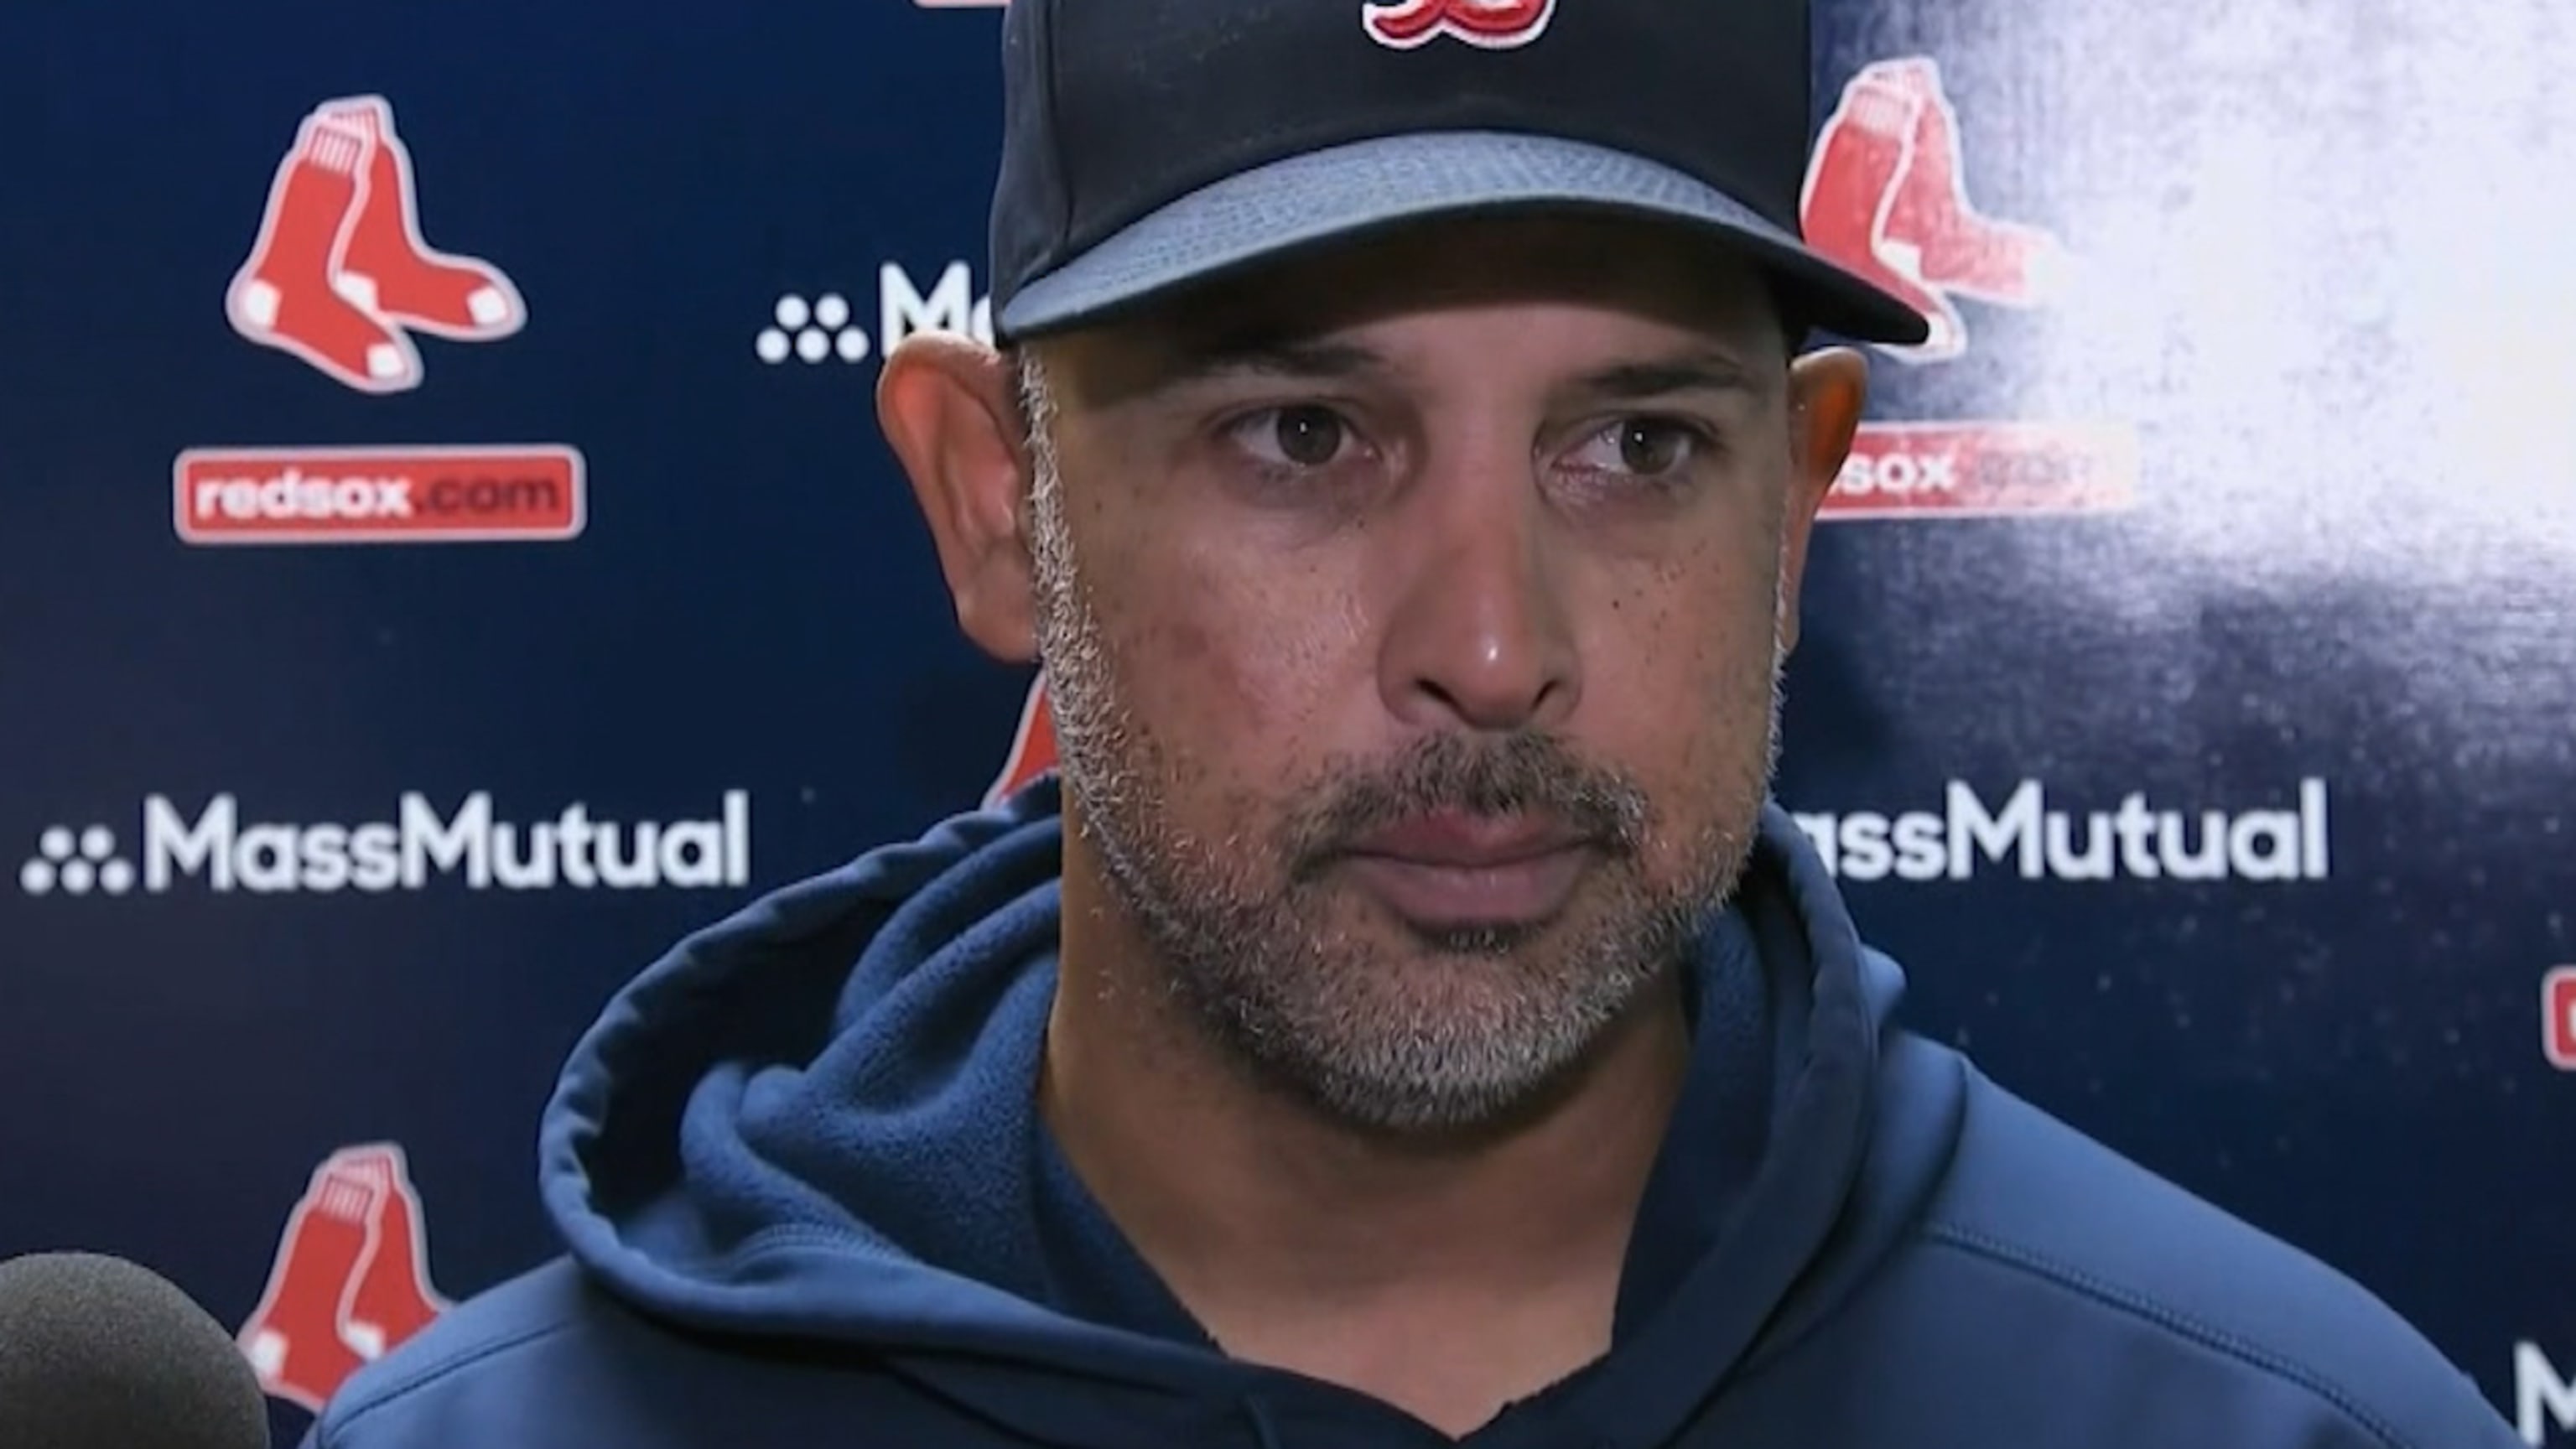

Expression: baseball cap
xmin=986 ymin=0 xmax=1933 ymax=348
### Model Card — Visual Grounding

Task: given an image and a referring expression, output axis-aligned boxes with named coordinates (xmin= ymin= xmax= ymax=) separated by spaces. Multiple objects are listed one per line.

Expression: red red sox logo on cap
xmin=1363 ymin=0 xmax=1556 ymax=50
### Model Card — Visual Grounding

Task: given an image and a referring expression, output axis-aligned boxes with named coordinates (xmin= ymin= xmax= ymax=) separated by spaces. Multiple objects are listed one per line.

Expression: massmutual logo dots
xmin=758 ymin=293 xmax=871 ymax=366
xmin=755 ymin=263 xmax=991 ymax=373
xmin=18 ymin=825 xmax=136 ymax=897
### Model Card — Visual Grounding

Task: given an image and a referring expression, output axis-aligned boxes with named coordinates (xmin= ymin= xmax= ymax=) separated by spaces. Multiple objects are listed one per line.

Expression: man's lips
xmin=1336 ymin=813 xmax=1596 ymax=927
xmin=1343 ymin=812 xmax=1590 ymax=868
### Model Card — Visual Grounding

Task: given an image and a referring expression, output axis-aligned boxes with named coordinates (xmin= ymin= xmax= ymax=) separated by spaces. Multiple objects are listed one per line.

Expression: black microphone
xmin=0 ymin=1251 xmax=271 ymax=1449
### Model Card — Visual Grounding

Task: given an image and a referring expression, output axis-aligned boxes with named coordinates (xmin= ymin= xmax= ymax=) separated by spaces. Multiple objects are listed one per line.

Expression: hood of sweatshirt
xmin=538 ymin=778 xmax=1934 ymax=1448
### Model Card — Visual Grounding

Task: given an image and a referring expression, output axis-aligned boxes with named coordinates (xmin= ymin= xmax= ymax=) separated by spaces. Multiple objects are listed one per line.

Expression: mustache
xmin=1286 ymin=732 xmax=1651 ymax=874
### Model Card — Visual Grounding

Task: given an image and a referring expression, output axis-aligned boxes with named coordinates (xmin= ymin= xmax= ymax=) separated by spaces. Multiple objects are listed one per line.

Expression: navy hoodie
xmin=305 ymin=781 xmax=2517 ymax=1448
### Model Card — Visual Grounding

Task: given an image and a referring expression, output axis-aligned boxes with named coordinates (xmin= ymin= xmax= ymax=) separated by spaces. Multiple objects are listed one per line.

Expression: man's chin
xmin=1156 ymin=891 xmax=1687 ymax=1137
xmin=1245 ymin=977 xmax=1650 ymax=1140
xmin=1293 ymin=910 xmax=1662 ymax=1047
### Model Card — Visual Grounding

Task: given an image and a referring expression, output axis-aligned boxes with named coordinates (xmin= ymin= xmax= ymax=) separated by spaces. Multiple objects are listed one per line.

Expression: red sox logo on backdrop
xmin=1803 ymin=58 xmax=2133 ymax=522
xmin=236 ymin=1144 xmax=450 ymax=1413
xmin=192 ymin=96 xmax=584 ymax=546
xmin=226 ymin=95 xmax=524 ymax=394
xmin=1803 ymin=57 xmax=2064 ymax=366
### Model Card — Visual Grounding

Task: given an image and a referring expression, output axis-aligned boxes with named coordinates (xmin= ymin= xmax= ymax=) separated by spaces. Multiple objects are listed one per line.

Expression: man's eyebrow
xmin=1148 ymin=337 xmax=1391 ymax=392
xmin=1571 ymin=351 xmax=1771 ymax=402
xmin=1130 ymin=340 xmax=1773 ymax=401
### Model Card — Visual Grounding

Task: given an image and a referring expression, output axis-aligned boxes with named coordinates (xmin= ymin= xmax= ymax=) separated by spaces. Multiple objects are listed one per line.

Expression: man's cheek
xmin=1139 ymin=602 xmax=1223 ymax=675
xmin=1154 ymin=555 xmax=1338 ymax=701
xmin=1592 ymin=656 xmax=1763 ymax=804
xmin=1107 ymin=600 xmax=1265 ymax=757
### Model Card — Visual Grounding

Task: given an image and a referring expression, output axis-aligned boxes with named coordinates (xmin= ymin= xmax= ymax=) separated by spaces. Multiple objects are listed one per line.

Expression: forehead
xmin=1040 ymin=214 xmax=1788 ymax=402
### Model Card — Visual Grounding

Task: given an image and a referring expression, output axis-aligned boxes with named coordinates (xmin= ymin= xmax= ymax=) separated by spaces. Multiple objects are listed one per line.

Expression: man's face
xmin=1009 ymin=218 xmax=1841 ymax=1136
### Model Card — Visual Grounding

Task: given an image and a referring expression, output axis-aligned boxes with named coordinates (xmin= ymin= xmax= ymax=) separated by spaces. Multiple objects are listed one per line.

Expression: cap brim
xmin=996 ymin=130 xmax=1933 ymax=347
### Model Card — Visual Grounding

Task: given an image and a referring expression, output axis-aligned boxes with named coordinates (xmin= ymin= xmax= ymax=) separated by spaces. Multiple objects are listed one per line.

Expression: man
xmin=306 ymin=1 xmax=2519 ymax=1445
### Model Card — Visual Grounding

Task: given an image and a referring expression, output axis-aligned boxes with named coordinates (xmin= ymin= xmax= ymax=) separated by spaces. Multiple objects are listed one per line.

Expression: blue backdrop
xmin=2 ymin=2 xmax=2569 ymax=1444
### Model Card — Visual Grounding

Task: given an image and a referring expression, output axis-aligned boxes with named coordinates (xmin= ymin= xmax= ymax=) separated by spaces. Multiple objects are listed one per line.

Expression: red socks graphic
xmin=1867 ymin=60 xmax=2066 ymax=309
xmin=226 ymin=96 xmax=522 ymax=392
xmin=1802 ymin=59 xmax=2064 ymax=362
xmin=237 ymin=1166 xmax=375 ymax=1410
xmin=237 ymin=1145 xmax=449 ymax=1413
xmin=319 ymin=99 xmax=524 ymax=339
xmin=330 ymin=1149 xmax=449 ymax=1359
xmin=226 ymin=117 xmax=423 ymax=392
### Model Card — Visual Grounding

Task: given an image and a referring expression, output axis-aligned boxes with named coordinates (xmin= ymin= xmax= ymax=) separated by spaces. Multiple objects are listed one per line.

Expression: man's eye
xmin=1228 ymin=406 xmax=1355 ymax=470
xmin=1567 ymin=418 xmax=1706 ymax=477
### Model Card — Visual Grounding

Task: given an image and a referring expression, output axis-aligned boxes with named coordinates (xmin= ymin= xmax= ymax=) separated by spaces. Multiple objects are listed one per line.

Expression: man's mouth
xmin=1336 ymin=812 xmax=1597 ymax=929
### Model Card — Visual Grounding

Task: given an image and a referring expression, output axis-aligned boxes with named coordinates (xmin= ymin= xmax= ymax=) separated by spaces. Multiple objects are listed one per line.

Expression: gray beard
xmin=1016 ymin=353 xmax=1783 ymax=1137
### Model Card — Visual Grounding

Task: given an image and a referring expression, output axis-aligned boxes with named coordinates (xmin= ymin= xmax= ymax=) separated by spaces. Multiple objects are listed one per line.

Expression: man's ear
xmin=1775 ymin=346 xmax=1868 ymax=654
xmin=878 ymin=332 xmax=1040 ymax=664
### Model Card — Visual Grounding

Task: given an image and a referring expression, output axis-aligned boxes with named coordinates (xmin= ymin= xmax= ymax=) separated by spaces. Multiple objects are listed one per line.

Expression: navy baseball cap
xmin=987 ymin=0 xmax=1932 ymax=347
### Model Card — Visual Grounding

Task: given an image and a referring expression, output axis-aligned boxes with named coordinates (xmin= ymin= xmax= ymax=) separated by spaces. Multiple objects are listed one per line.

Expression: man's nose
xmin=1374 ymin=447 xmax=1581 ymax=735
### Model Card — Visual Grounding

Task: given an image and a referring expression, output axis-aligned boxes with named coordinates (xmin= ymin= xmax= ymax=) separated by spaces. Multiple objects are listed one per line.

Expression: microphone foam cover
xmin=0 ymin=1251 xmax=271 ymax=1449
